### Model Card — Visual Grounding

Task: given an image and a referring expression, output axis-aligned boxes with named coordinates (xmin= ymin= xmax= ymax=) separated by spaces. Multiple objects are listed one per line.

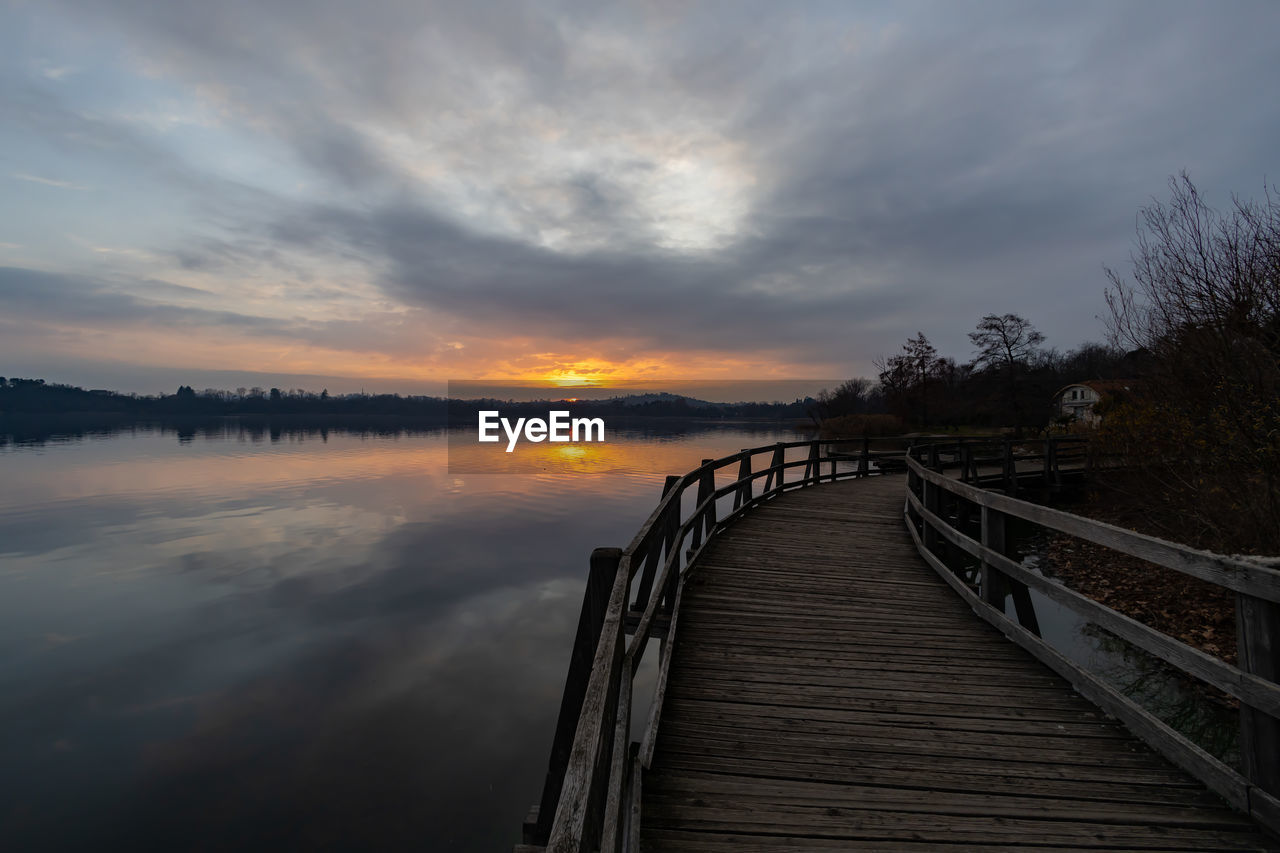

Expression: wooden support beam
xmin=1238 ymin=592 xmax=1280 ymax=800
xmin=922 ymin=477 xmax=939 ymax=553
xmin=661 ymin=477 xmax=681 ymax=616
xmin=546 ymin=548 xmax=629 ymax=853
xmin=526 ymin=547 xmax=623 ymax=847
xmin=632 ymin=478 xmax=678 ymax=610
xmin=980 ymin=505 xmax=1005 ymax=609
xmin=733 ymin=452 xmax=751 ymax=511
xmin=768 ymin=443 xmax=786 ymax=495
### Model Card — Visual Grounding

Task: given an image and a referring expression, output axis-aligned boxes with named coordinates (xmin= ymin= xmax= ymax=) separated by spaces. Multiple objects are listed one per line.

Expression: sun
xmin=545 ymin=370 xmax=603 ymax=387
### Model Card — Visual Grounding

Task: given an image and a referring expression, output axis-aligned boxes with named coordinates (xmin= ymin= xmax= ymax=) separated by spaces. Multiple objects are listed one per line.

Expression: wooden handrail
xmin=903 ymin=442 xmax=1280 ymax=834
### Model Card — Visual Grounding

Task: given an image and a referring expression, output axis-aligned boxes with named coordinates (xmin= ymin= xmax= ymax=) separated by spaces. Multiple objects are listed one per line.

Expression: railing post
xmin=956 ymin=492 xmax=973 ymax=542
xmin=1002 ymin=438 xmax=1019 ymax=497
xmin=980 ymin=504 xmax=1040 ymax=634
xmin=1237 ymin=593 xmax=1280 ymax=799
xmin=980 ymin=505 xmax=1005 ymax=610
xmin=689 ymin=461 xmax=714 ymax=552
xmin=632 ymin=477 xmax=678 ymax=610
xmin=905 ymin=457 xmax=917 ymax=518
xmin=807 ymin=442 xmax=821 ymax=486
xmin=660 ymin=476 xmax=680 ymax=614
xmin=768 ymin=443 xmax=785 ymax=495
xmin=859 ymin=436 xmax=870 ymax=477
xmin=525 ymin=547 xmax=623 ymax=846
xmin=922 ymin=475 xmax=939 ymax=552
xmin=700 ymin=460 xmax=717 ymax=538
xmin=733 ymin=451 xmax=751 ymax=511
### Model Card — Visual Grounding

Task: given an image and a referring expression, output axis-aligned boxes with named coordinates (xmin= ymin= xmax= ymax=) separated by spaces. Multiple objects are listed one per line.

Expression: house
xmin=1053 ymin=380 xmax=1133 ymax=426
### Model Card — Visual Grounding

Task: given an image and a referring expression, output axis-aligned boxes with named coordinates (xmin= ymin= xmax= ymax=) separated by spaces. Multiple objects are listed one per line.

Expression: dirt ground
xmin=1037 ymin=489 xmax=1238 ymax=666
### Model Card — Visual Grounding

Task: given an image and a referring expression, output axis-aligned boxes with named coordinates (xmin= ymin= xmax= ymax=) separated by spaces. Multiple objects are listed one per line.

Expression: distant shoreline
xmin=0 ymin=411 xmax=808 ymax=448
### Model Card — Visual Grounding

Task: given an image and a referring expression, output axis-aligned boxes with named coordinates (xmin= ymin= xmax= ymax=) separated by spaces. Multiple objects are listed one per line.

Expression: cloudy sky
xmin=2 ymin=0 xmax=1277 ymax=393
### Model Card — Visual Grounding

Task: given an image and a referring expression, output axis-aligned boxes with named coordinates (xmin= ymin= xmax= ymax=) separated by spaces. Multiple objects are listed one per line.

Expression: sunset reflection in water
xmin=0 ymin=422 xmax=798 ymax=851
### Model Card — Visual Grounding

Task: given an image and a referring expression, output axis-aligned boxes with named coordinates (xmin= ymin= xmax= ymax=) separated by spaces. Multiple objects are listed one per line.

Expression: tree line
xmin=815 ymin=173 xmax=1280 ymax=554
xmin=0 ymin=379 xmax=816 ymax=421
xmin=812 ymin=321 xmax=1137 ymax=435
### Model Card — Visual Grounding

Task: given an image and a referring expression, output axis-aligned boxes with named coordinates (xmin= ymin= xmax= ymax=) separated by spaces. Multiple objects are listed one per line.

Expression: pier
xmin=520 ymin=437 xmax=1280 ymax=851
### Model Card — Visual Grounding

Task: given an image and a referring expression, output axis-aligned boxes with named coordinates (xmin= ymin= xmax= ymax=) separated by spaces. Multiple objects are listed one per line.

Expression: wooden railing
xmin=520 ymin=435 xmax=925 ymax=853
xmin=904 ymin=440 xmax=1280 ymax=835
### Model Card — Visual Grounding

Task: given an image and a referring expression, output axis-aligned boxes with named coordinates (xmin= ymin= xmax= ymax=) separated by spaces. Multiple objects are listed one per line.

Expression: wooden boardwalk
xmin=642 ymin=475 xmax=1277 ymax=851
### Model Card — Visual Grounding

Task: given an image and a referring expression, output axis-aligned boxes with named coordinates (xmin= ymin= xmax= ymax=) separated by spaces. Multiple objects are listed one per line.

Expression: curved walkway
xmin=642 ymin=475 xmax=1276 ymax=851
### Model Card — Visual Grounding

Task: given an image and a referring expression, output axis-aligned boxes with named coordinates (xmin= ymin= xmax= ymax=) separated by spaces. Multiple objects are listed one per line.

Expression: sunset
xmin=4 ymin=1 xmax=1280 ymax=851
xmin=5 ymin=2 xmax=1279 ymax=393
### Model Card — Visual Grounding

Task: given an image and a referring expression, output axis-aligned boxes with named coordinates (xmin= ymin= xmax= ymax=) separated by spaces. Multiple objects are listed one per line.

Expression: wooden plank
xmin=677 ymin=647 xmax=1088 ymax=681
xmin=638 ymin=829 xmax=1162 ymax=853
xmin=649 ymin=749 xmax=1205 ymax=793
xmin=644 ymin=772 xmax=1253 ymax=826
xmin=672 ymin=632 xmax=1034 ymax=663
xmin=641 ymin=801 xmax=1272 ymax=849
xmin=670 ymin=663 xmax=1083 ymax=698
xmin=644 ymin=763 xmax=1222 ymax=806
xmin=652 ymin=728 xmax=1183 ymax=773
xmin=664 ymin=677 xmax=1107 ymax=716
xmin=660 ymin=695 xmax=1134 ymax=740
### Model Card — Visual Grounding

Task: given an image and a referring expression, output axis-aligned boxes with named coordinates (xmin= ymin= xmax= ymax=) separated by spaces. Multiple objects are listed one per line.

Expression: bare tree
xmin=1102 ymin=173 xmax=1280 ymax=552
xmin=968 ymin=313 xmax=1044 ymax=432
xmin=876 ymin=332 xmax=940 ymax=427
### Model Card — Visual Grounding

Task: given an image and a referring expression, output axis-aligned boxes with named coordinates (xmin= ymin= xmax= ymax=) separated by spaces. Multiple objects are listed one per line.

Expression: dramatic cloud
xmin=2 ymin=1 xmax=1278 ymax=390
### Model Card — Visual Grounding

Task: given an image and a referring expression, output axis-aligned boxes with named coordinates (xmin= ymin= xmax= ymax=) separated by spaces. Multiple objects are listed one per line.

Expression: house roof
xmin=1053 ymin=379 xmax=1135 ymax=400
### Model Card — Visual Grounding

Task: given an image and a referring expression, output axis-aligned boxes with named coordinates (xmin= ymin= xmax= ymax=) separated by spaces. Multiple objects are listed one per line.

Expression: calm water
xmin=0 ymin=421 xmax=797 ymax=851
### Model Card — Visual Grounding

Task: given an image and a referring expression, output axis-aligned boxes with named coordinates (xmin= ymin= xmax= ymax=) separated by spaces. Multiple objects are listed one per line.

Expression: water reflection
xmin=0 ymin=421 xmax=798 ymax=850
xmin=1082 ymin=624 xmax=1239 ymax=765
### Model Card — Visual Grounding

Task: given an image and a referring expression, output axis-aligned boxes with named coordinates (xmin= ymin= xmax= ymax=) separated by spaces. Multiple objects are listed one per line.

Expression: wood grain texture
xmin=640 ymin=476 xmax=1279 ymax=851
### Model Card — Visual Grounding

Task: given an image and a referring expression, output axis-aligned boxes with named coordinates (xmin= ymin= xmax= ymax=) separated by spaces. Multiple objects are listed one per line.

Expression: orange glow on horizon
xmin=14 ymin=316 xmax=841 ymax=392
xmin=546 ymin=371 xmax=602 ymax=387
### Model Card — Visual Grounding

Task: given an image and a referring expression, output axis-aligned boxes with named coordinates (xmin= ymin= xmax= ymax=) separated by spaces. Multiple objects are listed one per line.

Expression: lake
xmin=0 ymin=420 xmax=797 ymax=851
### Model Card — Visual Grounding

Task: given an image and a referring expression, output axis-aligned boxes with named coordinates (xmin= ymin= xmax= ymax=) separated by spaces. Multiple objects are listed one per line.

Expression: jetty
xmin=520 ymin=437 xmax=1280 ymax=851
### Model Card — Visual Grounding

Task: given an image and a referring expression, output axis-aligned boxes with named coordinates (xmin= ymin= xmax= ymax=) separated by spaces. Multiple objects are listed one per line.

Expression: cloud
xmin=0 ymin=266 xmax=276 ymax=330
xmin=5 ymin=0 xmax=1280 ymax=380
xmin=0 ymin=265 xmax=459 ymax=376
xmin=12 ymin=172 xmax=90 ymax=190
xmin=40 ymin=65 xmax=77 ymax=81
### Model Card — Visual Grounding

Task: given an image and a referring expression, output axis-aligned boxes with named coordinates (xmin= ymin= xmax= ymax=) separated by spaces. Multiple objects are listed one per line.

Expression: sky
xmin=1 ymin=0 xmax=1278 ymax=395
